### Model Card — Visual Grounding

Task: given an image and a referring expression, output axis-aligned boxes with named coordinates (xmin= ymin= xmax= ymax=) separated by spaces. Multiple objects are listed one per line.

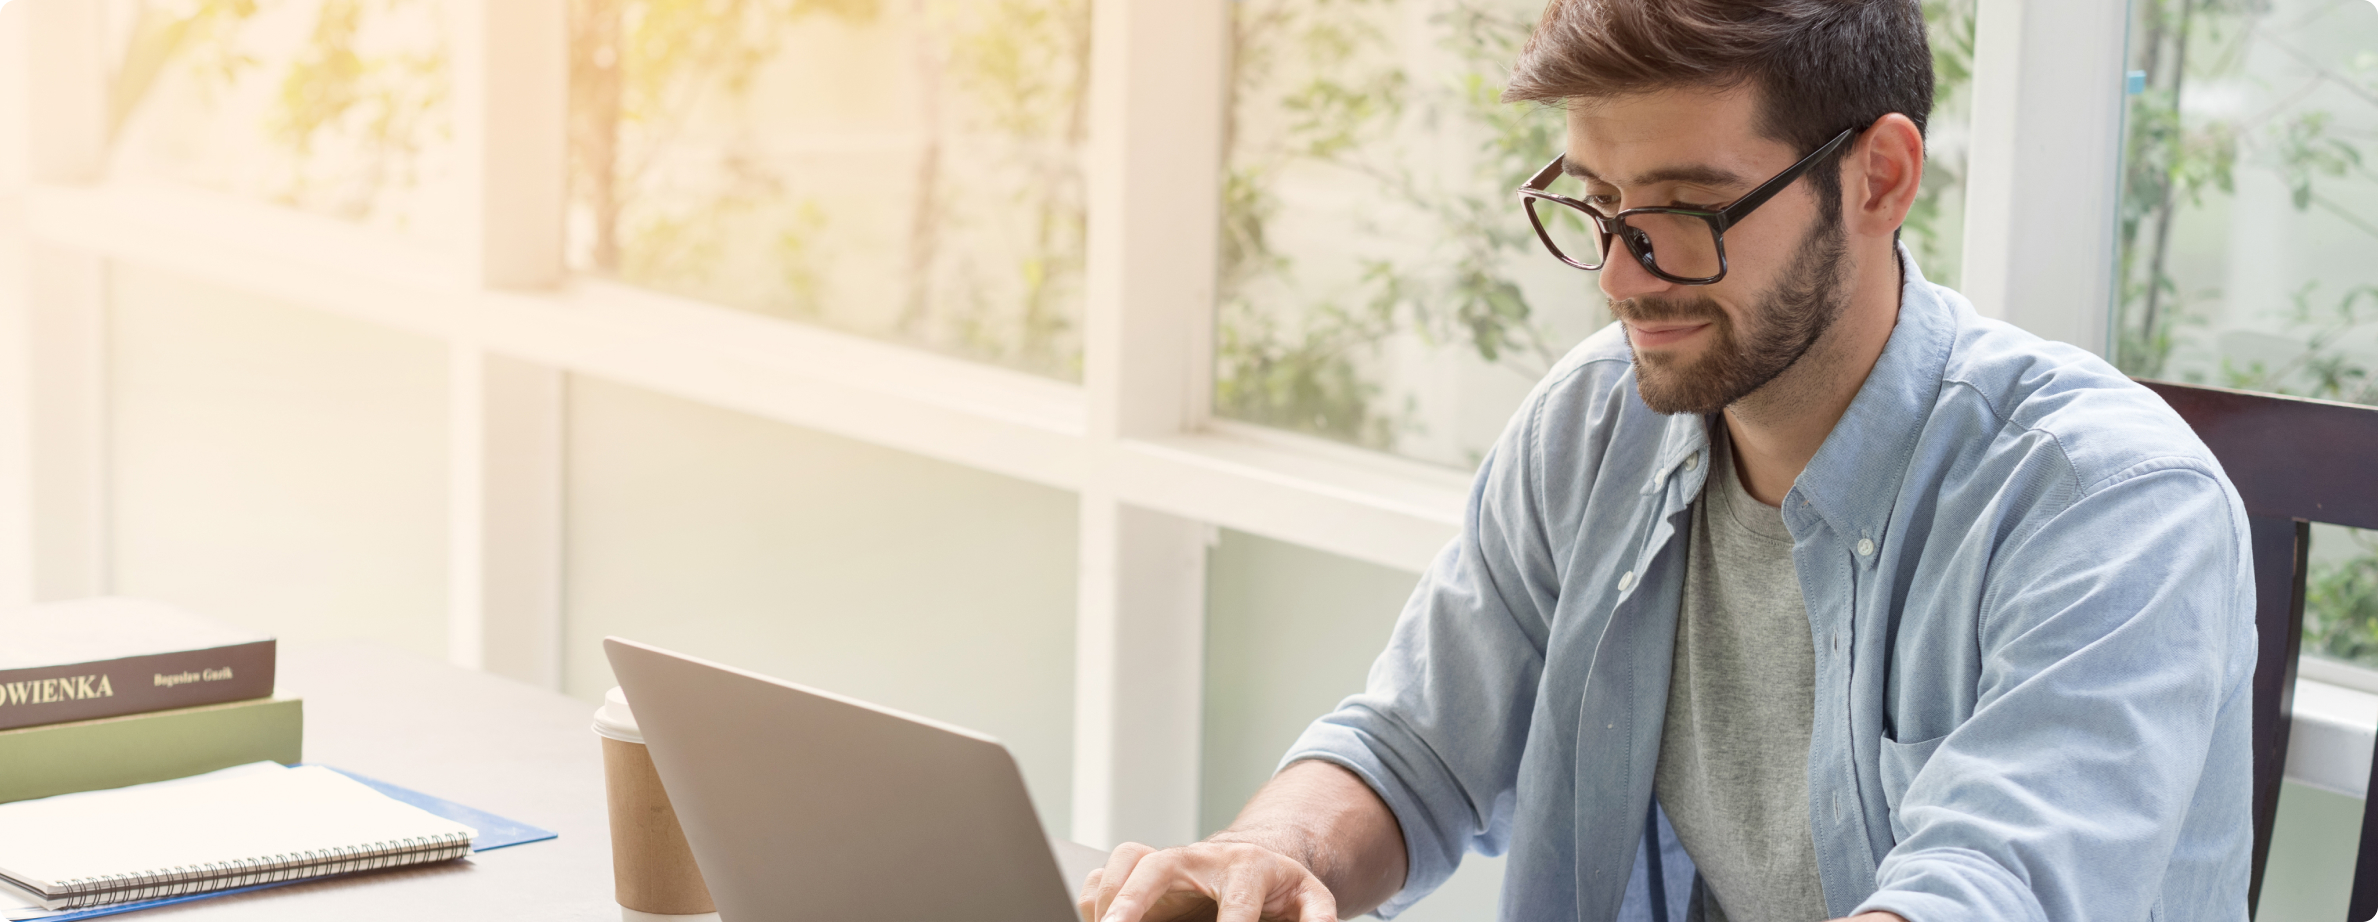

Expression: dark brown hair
xmin=1504 ymin=0 xmax=1933 ymax=212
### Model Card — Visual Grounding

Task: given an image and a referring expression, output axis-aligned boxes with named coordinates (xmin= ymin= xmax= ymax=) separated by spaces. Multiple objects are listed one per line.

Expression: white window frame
xmin=0 ymin=0 xmax=2364 ymax=857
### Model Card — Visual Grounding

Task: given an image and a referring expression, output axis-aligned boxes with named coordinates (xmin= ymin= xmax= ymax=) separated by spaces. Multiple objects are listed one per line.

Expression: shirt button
xmin=1683 ymin=453 xmax=1699 ymax=471
xmin=1618 ymin=571 xmax=1635 ymax=592
xmin=1855 ymin=538 xmax=1875 ymax=556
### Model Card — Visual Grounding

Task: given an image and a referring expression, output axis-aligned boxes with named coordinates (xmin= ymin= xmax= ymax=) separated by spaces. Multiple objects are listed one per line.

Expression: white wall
xmin=108 ymin=261 xmax=449 ymax=657
xmin=557 ymin=375 xmax=1080 ymax=835
xmin=2258 ymin=781 xmax=2367 ymax=921
xmin=1203 ymin=529 xmax=1506 ymax=920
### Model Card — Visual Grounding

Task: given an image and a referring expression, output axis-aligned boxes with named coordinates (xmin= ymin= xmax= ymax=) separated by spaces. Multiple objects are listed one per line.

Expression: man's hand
xmin=1077 ymin=840 xmax=1337 ymax=922
xmin=1076 ymin=760 xmax=1403 ymax=922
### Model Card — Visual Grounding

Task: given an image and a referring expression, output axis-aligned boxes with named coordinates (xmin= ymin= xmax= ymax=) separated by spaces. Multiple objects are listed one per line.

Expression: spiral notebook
xmin=0 ymin=763 xmax=476 ymax=912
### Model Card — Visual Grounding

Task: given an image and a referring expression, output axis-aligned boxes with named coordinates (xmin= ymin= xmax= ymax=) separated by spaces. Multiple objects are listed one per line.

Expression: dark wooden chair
xmin=2138 ymin=379 xmax=2378 ymax=919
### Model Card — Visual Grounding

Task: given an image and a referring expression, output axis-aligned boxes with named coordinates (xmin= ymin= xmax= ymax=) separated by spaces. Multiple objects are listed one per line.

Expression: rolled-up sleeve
xmin=1280 ymin=383 xmax=1573 ymax=916
xmin=1857 ymin=461 xmax=2256 ymax=922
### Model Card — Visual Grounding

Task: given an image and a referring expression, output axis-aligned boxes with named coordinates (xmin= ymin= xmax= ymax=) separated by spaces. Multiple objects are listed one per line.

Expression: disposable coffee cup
xmin=594 ymin=686 xmax=719 ymax=922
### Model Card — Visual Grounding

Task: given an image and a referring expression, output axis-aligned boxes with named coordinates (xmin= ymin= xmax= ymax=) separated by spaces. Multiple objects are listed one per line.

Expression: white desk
xmin=131 ymin=642 xmax=1108 ymax=920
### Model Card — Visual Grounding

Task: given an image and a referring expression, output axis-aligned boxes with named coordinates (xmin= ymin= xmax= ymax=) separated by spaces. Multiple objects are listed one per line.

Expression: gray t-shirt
xmin=1653 ymin=429 xmax=1829 ymax=922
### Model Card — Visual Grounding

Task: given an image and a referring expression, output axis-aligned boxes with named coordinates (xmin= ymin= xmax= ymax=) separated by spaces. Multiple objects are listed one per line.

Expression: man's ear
xmin=1846 ymin=112 xmax=1924 ymax=240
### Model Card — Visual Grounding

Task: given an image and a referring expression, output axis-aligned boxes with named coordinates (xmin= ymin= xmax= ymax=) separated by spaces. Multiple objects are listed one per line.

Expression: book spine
xmin=0 ymin=641 xmax=275 ymax=732
xmin=47 ymin=832 xmax=474 ymax=909
xmin=0 ymin=695 xmax=304 ymax=805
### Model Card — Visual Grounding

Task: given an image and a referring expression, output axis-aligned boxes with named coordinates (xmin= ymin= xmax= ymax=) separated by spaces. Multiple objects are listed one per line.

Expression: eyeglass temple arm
xmin=1713 ymin=126 xmax=1860 ymax=230
xmin=1524 ymin=154 xmax=1567 ymax=191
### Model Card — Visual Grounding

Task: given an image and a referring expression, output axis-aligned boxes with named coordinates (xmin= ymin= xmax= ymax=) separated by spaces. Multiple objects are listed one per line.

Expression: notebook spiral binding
xmin=46 ymin=831 xmax=473 ymax=909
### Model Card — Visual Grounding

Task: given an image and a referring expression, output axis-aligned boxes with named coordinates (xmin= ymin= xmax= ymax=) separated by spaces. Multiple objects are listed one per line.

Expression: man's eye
xmin=1586 ymin=195 xmax=1620 ymax=210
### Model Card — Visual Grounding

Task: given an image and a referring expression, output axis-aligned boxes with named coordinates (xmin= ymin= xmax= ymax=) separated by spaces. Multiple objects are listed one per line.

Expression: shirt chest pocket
xmin=1879 ymin=734 xmax=1945 ymax=844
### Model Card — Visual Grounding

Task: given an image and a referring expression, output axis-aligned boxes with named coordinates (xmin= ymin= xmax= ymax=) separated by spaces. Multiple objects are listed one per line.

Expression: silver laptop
xmin=605 ymin=637 xmax=1107 ymax=921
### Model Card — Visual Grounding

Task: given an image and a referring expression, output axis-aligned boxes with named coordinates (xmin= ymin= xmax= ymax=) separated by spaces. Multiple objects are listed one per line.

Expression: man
xmin=1080 ymin=0 xmax=2255 ymax=920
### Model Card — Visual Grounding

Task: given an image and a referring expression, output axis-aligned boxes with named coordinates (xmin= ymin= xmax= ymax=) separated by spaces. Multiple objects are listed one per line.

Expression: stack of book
xmin=0 ymin=597 xmax=300 ymax=805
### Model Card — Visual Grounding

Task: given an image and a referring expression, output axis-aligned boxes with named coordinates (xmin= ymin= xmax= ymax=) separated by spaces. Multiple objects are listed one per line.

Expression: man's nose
xmin=1597 ymin=242 xmax=1679 ymax=305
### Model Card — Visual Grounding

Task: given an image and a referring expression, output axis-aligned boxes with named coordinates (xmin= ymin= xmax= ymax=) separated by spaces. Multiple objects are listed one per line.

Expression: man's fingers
xmin=1215 ymin=865 xmax=1338 ymax=922
xmin=1082 ymin=840 xmax=1337 ymax=922
xmin=1209 ymin=864 xmax=1268 ymax=922
xmin=1295 ymin=878 xmax=1341 ymax=922
xmin=1093 ymin=842 xmax=1156 ymax=922
xmin=1075 ymin=868 xmax=1103 ymax=922
xmin=1102 ymin=849 xmax=1196 ymax=922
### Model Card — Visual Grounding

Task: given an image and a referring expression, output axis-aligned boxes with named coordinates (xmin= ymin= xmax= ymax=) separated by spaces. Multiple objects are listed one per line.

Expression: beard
xmin=1617 ymin=212 xmax=1852 ymax=416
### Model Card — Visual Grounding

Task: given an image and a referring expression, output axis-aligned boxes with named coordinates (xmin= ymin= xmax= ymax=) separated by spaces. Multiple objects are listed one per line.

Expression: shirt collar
xmin=1645 ymin=411 xmax=1713 ymax=497
xmin=1636 ymin=245 xmax=1957 ymax=547
xmin=1786 ymin=244 xmax=1958 ymax=546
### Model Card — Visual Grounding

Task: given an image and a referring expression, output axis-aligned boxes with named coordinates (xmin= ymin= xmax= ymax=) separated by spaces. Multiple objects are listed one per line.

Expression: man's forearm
xmin=1205 ymin=759 xmax=1409 ymax=917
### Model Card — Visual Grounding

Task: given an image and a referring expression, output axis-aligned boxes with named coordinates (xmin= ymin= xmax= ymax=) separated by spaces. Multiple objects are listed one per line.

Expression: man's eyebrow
xmin=1560 ymin=157 xmax=1749 ymax=190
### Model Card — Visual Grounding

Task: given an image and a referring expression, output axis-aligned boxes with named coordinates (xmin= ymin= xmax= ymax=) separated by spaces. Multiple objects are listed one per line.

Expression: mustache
xmin=1613 ymin=295 xmax=1725 ymax=326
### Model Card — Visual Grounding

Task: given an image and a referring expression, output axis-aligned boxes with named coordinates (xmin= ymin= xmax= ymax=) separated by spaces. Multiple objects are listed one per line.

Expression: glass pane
xmin=106 ymin=0 xmax=462 ymax=243
xmin=1909 ymin=0 xmax=1976 ymax=288
xmin=2114 ymin=0 xmax=2377 ymax=399
xmin=1214 ymin=0 xmax=1978 ymax=468
xmin=567 ymin=0 xmax=1090 ymax=380
xmin=1215 ymin=0 xmax=1599 ymax=467
xmin=2112 ymin=0 xmax=2377 ymax=669
xmin=2306 ymin=523 xmax=2378 ymax=671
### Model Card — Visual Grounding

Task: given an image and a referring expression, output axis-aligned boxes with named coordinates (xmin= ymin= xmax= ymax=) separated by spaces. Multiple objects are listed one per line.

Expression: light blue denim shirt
xmin=1285 ymin=249 xmax=2257 ymax=922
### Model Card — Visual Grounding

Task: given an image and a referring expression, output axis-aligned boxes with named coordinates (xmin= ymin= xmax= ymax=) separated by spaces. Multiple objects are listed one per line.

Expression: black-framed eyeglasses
xmin=1517 ymin=126 xmax=1860 ymax=285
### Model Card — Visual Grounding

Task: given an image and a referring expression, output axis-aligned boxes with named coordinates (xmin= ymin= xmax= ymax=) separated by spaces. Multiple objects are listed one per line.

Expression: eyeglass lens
xmin=1611 ymin=210 xmax=1722 ymax=280
xmin=1532 ymin=199 xmax=1722 ymax=280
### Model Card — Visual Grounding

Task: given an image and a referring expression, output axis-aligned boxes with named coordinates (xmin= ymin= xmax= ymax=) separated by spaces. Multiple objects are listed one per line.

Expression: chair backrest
xmin=2138 ymin=379 xmax=2378 ymax=919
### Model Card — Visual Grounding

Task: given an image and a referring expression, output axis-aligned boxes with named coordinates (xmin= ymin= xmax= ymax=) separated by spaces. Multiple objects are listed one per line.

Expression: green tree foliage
xmin=2115 ymin=0 xmax=2377 ymax=385
xmin=569 ymin=0 xmax=878 ymax=299
xmin=2307 ymin=532 xmax=2378 ymax=665
xmin=1216 ymin=0 xmax=1553 ymax=451
xmin=111 ymin=0 xmax=264 ymax=139
xmin=2220 ymin=281 xmax=2378 ymax=403
xmin=1907 ymin=0 xmax=1976 ymax=286
xmin=570 ymin=0 xmax=1089 ymax=379
xmin=269 ymin=0 xmax=451 ymax=220
xmin=931 ymin=0 xmax=1090 ymax=376
xmin=1217 ymin=0 xmax=1980 ymax=454
xmin=109 ymin=0 xmax=451 ymax=227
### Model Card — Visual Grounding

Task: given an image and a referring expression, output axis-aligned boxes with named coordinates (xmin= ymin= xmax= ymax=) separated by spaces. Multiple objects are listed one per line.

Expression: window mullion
xmin=450 ymin=0 xmax=569 ymax=682
xmin=0 ymin=4 xmax=25 ymax=607
xmin=12 ymin=0 xmax=111 ymax=604
xmin=1960 ymin=0 xmax=2127 ymax=355
xmin=1074 ymin=0 xmax=1229 ymax=849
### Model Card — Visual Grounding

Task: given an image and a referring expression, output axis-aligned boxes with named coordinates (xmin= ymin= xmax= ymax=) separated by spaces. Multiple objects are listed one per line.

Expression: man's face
xmin=1562 ymin=88 xmax=1852 ymax=415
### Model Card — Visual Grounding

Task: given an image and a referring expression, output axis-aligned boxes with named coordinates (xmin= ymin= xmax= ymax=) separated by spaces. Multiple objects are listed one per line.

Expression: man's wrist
xmin=1204 ymin=825 xmax=1327 ymax=877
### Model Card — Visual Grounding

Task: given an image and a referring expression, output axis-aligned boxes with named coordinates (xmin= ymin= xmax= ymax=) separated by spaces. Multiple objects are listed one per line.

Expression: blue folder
xmin=29 ymin=766 xmax=557 ymax=921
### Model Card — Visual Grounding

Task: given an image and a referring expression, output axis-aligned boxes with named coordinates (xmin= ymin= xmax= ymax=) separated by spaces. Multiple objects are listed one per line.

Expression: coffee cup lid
xmin=592 ymin=686 xmax=643 ymax=744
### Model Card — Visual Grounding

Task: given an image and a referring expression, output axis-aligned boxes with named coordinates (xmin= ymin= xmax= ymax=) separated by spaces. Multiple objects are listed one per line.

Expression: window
xmin=26 ymin=0 xmax=2355 ymax=881
xmin=1213 ymin=0 xmax=1979 ymax=469
xmin=106 ymin=0 xmax=460 ymax=243
xmin=565 ymin=0 xmax=1091 ymax=379
xmin=1214 ymin=0 xmax=1598 ymax=468
xmin=2115 ymin=0 xmax=2378 ymax=671
xmin=1909 ymin=0 xmax=1976 ymax=289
